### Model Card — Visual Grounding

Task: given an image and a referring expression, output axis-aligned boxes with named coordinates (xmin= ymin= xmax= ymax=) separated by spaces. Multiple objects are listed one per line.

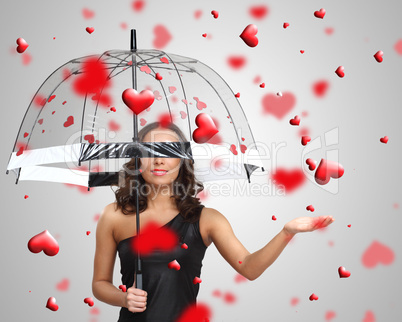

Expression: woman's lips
xmin=151 ymin=170 xmax=168 ymax=176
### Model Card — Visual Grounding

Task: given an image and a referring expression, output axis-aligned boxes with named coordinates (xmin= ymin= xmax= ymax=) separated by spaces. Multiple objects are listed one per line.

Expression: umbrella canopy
xmin=6 ymin=39 xmax=264 ymax=187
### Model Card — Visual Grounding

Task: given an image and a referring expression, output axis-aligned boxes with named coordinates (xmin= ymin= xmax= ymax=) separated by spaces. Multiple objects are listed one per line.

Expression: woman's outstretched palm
xmin=284 ymin=215 xmax=334 ymax=236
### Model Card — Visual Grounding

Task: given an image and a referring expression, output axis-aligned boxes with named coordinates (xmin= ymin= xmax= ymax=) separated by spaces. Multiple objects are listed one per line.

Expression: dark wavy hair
xmin=114 ymin=122 xmax=204 ymax=222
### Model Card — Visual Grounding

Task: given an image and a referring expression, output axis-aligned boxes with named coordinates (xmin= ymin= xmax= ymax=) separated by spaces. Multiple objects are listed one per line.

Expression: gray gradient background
xmin=1 ymin=0 xmax=401 ymax=321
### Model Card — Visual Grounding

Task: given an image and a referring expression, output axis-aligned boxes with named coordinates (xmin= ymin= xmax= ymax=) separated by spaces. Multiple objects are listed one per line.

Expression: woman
xmin=92 ymin=122 xmax=334 ymax=321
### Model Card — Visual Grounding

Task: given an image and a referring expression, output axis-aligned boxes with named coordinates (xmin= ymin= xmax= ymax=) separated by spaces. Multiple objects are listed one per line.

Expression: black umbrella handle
xmin=135 ymin=271 xmax=142 ymax=290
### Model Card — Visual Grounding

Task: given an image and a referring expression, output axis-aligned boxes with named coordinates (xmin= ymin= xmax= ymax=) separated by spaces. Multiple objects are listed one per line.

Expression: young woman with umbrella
xmin=92 ymin=121 xmax=334 ymax=321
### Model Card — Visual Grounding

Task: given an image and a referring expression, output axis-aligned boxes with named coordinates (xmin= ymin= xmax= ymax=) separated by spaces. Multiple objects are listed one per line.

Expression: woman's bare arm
xmin=204 ymin=208 xmax=334 ymax=281
xmin=92 ymin=203 xmax=127 ymax=308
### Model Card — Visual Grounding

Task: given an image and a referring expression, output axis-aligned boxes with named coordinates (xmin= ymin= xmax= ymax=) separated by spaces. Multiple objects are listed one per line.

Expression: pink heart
xmin=56 ymin=278 xmax=69 ymax=291
xmin=325 ymin=310 xmax=336 ymax=321
xmin=374 ymin=50 xmax=383 ymax=63
xmin=122 ymin=89 xmax=154 ymax=115
xmin=86 ymin=27 xmax=95 ymax=34
xmin=46 ymin=297 xmax=59 ymax=311
xmin=180 ymin=111 xmax=187 ymax=119
xmin=168 ymin=260 xmax=181 ymax=271
xmin=335 ymin=66 xmax=345 ymax=78
xmin=140 ymin=65 xmax=151 ymax=74
xmin=262 ymin=92 xmax=296 ymax=119
xmin=362 ymin=310 xmax=375 ymax=322
xmin=234 ymin=273 xmax=247 ymax=283
xmin=140 ymin=118 xmax=147 ymax=126
xmin=160 ymin=57 xmax=169 ymax=64
xmin=338 ymin=266 xmax=351 ymax=278
xmin=193 ymin=277 xmax=202 ymax=284
xmin=314 ymin=159 xmax=344 ymax=185
xmin=223 ymin=292 xmax=236 ymax=304
xmin=301 ymin=135 xmax=311 ymax=145
xmin=229 ymin=144 xmax=238 ymax=155
xmin=239 ymin=24 xmax=259 ymax=47
xmin=192 ymin=113 xmax=219 ymax=144
xmin=84 ymin=297 xmax=94 ymax=307
xmin=153 ymin=25 xmax=172 ymax=49
xmin=82 ymin=8 xmax=95 ymax=19
xmin=38 ymin=118 xmax=44 ymax=125
xmin=28 ymin=230 xmax=59 ymax=256
xmin=314 ymin=8 xmax=326 ymax=19
xmin=362 ymin=240 xmax=394 ymax=268
xmin=16 ymin=38 xmax=29 ymax=53
xmin=289 ymin=115 xmax=300 ymax=126
xmin=63 ymin=116 xmax=74 ymax=127
xmin=84 ymin=134 xmax=95 ymax=144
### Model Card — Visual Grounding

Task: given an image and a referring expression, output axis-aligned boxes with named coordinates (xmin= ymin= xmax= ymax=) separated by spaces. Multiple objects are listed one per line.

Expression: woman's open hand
xmin=125 ymin=286 xmax=147 ymax=313
xmin=283 ymin=215 xmax=334 ymax=236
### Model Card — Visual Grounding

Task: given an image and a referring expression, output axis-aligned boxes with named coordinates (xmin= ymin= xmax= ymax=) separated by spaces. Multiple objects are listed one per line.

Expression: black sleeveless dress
xmin=117 ymin=205 xmax=207 ymax=321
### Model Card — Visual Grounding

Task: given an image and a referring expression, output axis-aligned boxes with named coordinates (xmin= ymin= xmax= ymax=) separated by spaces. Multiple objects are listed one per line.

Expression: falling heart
xmin=301 ymin=136 xmax=311 ymax=145
xmin=181 ymin=243 xmax=188 ymax=249
xmin=211 ymin=10 xmax=219 ymax=18
xmin=314 ymin=8 xmax=326 ymax=19
xmin=374 ymin=50 xmax=383 ymax=63
xmin=63 ymin=116 xmax=74 ymax=127
xmin=122 ymin=89 xmax=154 ymax=115
xmin=192 ymin=113 xmax=219 ymax=144
xmin=335 ymin=66 xmax=345 ymax=78
xmin=362 ymin=310 xmax=375 ymax=322
xmin=153 ymin=25 xmax=172 ymax=49
xmin=227 ymin=56 xmax=246 ymax=69
xmin=86 ymin=27 xmax=95 ymax=34
xmin=119 ymin=285 xmax=127 ymax=292
xmin=305 ymin=158 xmax=317 ymax=171
xmin=82 ymin=8 xmax=95 ymax=19
xmin=193 ymin=277 xmax=202 ymax=285
xmin=46 ymin=297 xmax=59 ymax=311
xmin=56 ymin=278 xmax=69 ymax=291
xmin=175 ymin=302 xmax=211 ymax=322
xmin=314 ymin=159 xmax=344 ymax=185
xmin=239 ymin=24 xmax=259 ymax=47
xmin=168 ymin=260 xmax=181 ymax=271
xmin=380 ymin=136 xmax=388 ymax=143
xmin=16 ymin=38 xmax=29 ymax=53
xmin=28 ymin=230 xmax=59 ymax=256
xmin=272 ymin=168 xmax=305 ymax=193
xmin=289 ymin=115 xmax=300 ymax=126
xmin=249 ymin=5 xmax=268 ymax=19
xmin=362 ymin=240 xmax=394 ymax=268
xmin=262 ymin=92 xmax=296 ymax=119
xmin=338 ymin=266 xmax=351 ymax=278
xmin=309 ymin=293 xmax=319 ymax=301
xmin=283 ymin=22 xmax=289 ymax=29
xmin=84 ymin=297 xmax=94 ymax=307
xmin=306 ymin=205 xmax=315 ymax=212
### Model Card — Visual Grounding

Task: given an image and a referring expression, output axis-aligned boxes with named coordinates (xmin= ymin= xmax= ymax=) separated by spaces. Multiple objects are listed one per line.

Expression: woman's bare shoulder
xmin=98 ymin=203 xmax=122 ymax=226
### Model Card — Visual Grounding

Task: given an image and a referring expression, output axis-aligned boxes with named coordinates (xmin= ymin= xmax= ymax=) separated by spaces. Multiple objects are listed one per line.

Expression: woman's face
xmin=140 ymin=127 xmax=182 ymax=186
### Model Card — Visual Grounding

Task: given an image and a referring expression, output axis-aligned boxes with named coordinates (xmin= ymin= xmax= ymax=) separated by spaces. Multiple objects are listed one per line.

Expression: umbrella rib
xmin=158 ymin=50 xmax=192 ymax=140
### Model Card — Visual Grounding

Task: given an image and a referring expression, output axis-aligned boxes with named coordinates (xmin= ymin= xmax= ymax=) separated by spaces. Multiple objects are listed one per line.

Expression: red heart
xmin=347 ymin=224 xmax=351 ymax=228
xmin=223 ymin=292 xmax=236 ymax=304
xmin=168 ymin=260 xmax=181 ymax=271
xmin=160 ymin=57 xmax=169 ymax=64
xmin=176 ymin=302 xmax=211 ymax=322
xmin=155 ymin=72 xmax=163 ymax=80
xmin=289 ymin=115 xmax=300 ymax=126
xmin=314 ymin=8 xmax=326 ymax=19
xmin=271 ymin=168 xmax=305 ymax=193
xmin=131 ymin=221 xmax=179 ymax=255
xmin=211 ymin=10 xmax=219 ymax=18
xmin=305 ymin=158 xmax=317 ymax=171
xmin=202 ymin=33 xmax=207 ymax=38
xmin=110 ymin=107 xmax=116 ymax=112
xmin=260 ymin=83 xmax=265 ymax=88
xmin=24 ymin=195 xmax=29 ymax=199
xmin=153 ymin=24 xmax=172 ymax=49
xmin=314 ymin=159 xmax=344 ymax=185
xmin=312 ymin=80 xmax=330 ymax=97
xmin=38 ymin=118 xmax=44 ymax=125
xmin=193 ymin=113 xmax=219 ymax=144
xmin=338 ymin=266 xmax=351 ymax=278
xmin=46 ymin=297 xmax=59 ymax=311
xmin=272 ymin=215 xmax=277 ymax=221
xmin=362 ymin=240 xmax=394 ymax=268
xmin=181 ymin=243 xmax=188 ymax=249
xmin=300 ymin=50 xmax=304 ymax=54
xmin=84 ymin=134 xmax=95 ymax=144
xmin=262 ymin=92 xmax=296 ymax=119
xmin=122 ymin=89 xmax=154 ymax=115
xmin=23 ymin=132 xmax=29 ymax=138
xmin=227 ymin=56 xmax=246 ymax=69
xmin=380 ymin=136 xmax=388 ymax=143
xmin=56 ymin=278 xmax=69 ymax=291
xmin=374 ymin=50 xmax=383 ymax=63
xmin=86 ymin=231 xmax=91 ymax=236
xmin=16 ymin=38 xmax=29 ymax=53
xmin=283 ymin=22 xmax=290 ymax=29
xmin=239 ymin=24 xmax=259 ymax=47
xmin=140 ymin=65 xmax=151 ymax=74
xmin=335 ymin=66 xmax=345 ymax=78
xmin=306 ymin=205 xmax=315 ymax=212
xmin=235 ymin=92 xmax=240 ymax=98
xmin=86 ymin=27 xmax=95 ymax=34
xmin=82 ymin=8 xmax=95 ymax=19
xmin=249 ymin=5 xmax=268 ymax=19
xmin=309 ymin=293 xmax=319 ymax=301
xmin=301 ymin=135 xmax=311 ymax=145
xmin=28 ymin=230 xmax=59 ymax=256
xmin=119 ymin=285 xmax=127 ymax=292
xmin=63 ymin=116 xmax=74 ymax=127
xmin=193 ymin=277 xmax=202 ymax=285
xmin=229 ymin=144 xmax=238 ymax=155
xmin=240 ymin=144 xmax=247 ymax=154
xmin=132 ymin=0 xmax=145 ymax=11
xmin=16 ymin=146 xmax=24 ymax=156
xmin=108 ymin=120 xmax=121 ymax=132
xmin=84 ymin=297 xmax=94 ymax=307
